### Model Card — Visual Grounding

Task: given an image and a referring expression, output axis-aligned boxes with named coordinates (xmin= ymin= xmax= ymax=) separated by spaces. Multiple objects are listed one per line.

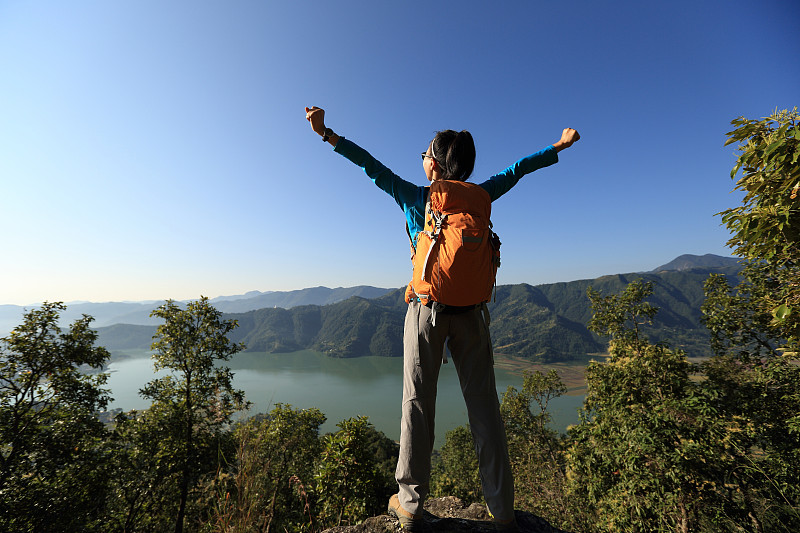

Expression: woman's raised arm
xmin=305 ymin=106 xmax=340 ymax=147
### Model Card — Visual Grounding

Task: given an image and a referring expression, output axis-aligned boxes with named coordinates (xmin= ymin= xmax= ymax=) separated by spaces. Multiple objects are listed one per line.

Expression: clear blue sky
xmin=1 ymin=0 xmax=797 ymax=305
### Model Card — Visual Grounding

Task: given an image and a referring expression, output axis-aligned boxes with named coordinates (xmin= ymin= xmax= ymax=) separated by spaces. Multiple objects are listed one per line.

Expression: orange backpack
xmin=404 ymin=180 xmax=500 ymax=306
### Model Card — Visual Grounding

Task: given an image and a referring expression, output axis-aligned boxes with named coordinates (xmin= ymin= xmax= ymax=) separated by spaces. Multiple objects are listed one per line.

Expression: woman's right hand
xmin=305 ymin=106 xmax=326 ymax=136
xmin=553 ymin=127 xmax=580 ymax=152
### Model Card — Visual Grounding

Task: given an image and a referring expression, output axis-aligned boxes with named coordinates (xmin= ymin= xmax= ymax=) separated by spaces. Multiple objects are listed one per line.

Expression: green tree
xmin=702 ymin=264 xmax=783 ymax=361
xmin=720 ymin=107 xmax=800 ymax=349
xmin=429 ymin=424 xmax=482 ymax=503
xmin=106 ymin=407 xmax=187 ymax=533
xmin=701 ymin=268 xmax=800 ymax=531
xmin=694 ymin=109 xmax=800 ymax=531
xmin=586 ymin=278 xmax=658 ymax=357
xmin=700 ymin=351 xmax=800 ymax=532
xmin=0 ymin=302 xmax=112 ymax=532
xmin=567 ymin=281 xmax=729 ymax=533
xmin=701 ymin=269 xmax=800 ymax=530
xmin=201 ymin=404 xmax=326 ymax=533
xmin=313 ymin=416 xmax=390 ymax=528
xmin=141 ymin=297 xmax=249 ymax=533
xmin=500 ymin=370 xmax=572 ymax=528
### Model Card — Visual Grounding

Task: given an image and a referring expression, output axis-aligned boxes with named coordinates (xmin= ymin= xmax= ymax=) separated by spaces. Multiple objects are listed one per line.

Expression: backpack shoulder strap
xmin=406 ymin=186 xmax=431 ymax=255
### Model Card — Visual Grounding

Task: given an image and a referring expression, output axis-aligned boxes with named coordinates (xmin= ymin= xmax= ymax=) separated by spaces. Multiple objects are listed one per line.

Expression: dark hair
xmin=430 ymin=129 xmax=475 ymax=181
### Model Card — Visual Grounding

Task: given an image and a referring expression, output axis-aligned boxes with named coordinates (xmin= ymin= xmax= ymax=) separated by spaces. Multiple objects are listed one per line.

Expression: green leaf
xmin=774 ymin=304 xmax=792 ymax=321
xmin=763 ymin=141 xmax=782 ymax=158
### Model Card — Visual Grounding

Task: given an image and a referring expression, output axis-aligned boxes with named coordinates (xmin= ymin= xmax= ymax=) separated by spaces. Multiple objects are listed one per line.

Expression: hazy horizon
xmin=0 ymin=251 xmax=740 ymax=307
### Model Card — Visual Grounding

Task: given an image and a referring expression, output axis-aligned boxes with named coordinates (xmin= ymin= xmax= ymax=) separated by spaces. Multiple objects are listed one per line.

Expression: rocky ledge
xmin=321 ymin=496 xmax=570 ymax=533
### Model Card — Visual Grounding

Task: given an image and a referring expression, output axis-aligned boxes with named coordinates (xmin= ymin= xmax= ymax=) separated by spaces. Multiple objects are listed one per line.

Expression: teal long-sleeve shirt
xmin=333 ymin=137 xmax=559 ymax=242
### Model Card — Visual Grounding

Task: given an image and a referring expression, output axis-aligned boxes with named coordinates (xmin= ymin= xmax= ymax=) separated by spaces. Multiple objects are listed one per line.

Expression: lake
xmin=105 ymin=349 xmax=585 ymax=448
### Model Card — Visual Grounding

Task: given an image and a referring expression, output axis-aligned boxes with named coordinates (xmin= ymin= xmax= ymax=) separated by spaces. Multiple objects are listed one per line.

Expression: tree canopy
xmin=720 ymin=108 xmax=800 ymax=350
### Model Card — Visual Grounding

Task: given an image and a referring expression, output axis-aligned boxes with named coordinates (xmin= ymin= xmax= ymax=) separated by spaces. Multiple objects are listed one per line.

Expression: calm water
xmin=105 ymin=350 xmax=584 ymax=448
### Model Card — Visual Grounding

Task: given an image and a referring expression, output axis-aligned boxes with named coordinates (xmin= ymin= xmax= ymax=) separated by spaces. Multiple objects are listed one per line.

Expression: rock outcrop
xmin=321 ymin=496 xmax=570 ymax=532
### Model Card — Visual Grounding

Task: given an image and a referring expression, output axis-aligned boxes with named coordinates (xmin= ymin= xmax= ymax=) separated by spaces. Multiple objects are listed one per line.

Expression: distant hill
xmin=94 ymin=324 xmax=158 ymax=351
xmin=211 ymin=286 xmax=392 ymax=313
xmin=228 ymin=296 xmax=405 ymax=357
xmin=0 ymin=286 xmax=393 ymax=334
xmin=91 ymin=255 xmax=742 ymax=363
xmin=652 ymin=253 xmax=740 ymax=272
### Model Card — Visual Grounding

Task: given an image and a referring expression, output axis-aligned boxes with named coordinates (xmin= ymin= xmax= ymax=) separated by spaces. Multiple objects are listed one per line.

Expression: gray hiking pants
xmin=395 ymin=300 xmax=515 ymax=521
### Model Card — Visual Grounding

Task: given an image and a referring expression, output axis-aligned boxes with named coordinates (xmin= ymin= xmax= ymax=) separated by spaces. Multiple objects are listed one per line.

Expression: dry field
xmin=493 ymin=353 xmax=610 ymax=395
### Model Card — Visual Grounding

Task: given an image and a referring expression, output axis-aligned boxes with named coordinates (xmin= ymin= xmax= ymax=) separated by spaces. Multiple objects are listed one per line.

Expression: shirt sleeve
xmin=333 ymin=137 xmax=427 ymax=237
xmin=478 ymin=145 xmax=559 ymax=201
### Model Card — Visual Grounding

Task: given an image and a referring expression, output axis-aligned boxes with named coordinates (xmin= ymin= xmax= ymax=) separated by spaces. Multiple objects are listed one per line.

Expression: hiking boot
xmin=489 ymin=511 xmax=519 ymax=532
xmin=492 ymin=518 xmax=519 ymax=531
xmin=387 ymin=494 xmax=423 ymax=531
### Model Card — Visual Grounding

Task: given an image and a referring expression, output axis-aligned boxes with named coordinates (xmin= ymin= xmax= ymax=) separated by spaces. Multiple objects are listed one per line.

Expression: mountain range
xmin=0 ymin=285 xmax=391 ymax=335
xmin=69 ymin=253 xmax=740 ymax=363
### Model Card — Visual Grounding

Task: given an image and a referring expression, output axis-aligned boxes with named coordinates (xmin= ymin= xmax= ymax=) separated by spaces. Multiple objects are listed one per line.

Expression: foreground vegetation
xmin=0 ymin=298 xmax=400 ymax=532
xmin=2 ymin=110 xmax=798 ymax=532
